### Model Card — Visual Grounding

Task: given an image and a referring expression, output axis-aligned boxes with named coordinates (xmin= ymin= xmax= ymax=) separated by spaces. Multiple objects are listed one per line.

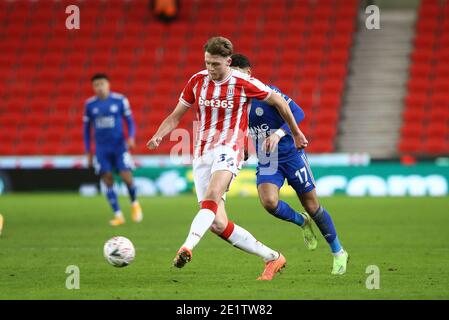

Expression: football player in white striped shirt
xmin=147 ymin=37 xmax=308 ymax=280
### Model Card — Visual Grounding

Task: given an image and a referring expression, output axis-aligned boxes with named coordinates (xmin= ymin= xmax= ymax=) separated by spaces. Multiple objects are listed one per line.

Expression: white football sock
xmin=182 ymin=209 xmax=215 ymax=250
xmin=227 ymin=224 xmax=279 ymax=262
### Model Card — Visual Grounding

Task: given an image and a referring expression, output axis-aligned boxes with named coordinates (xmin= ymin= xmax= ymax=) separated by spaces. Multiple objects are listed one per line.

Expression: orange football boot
xmin=131 ymin=202 xmax=143 ymax=223
xmin=257 ymin=253 xmax=286 ymax=280
xmin=173 ymin=247 xmax=192 ymax=268
xmin=109 ymin=215 xmax=125 ymax=226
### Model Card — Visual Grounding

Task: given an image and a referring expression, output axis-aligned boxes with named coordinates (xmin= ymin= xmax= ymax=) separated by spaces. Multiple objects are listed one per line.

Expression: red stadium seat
xmin=0 ymin=0 xmax=357 ymax=155
xmin=398 ymin=138 xmax=424 ymax=153
xmin=423 ymin=139 xmax=449 ymax=154
xmin=403 ymin=108 xmax=427 ymax=122
xmin=427 ymin=123 xmax=448 ymax=138
xmin=399 ymin=0 xmax=449 ymax=155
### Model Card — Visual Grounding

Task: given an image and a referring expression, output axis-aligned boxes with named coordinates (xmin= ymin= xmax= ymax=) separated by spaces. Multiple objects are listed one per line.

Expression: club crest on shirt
xmin=92 ymin=108 xmax=99 ymax=114
xmin=110 ymin=104 xmax=118 ymax=113
xmin=227 ymin=86 xmax=234 ymax=96
xmin=255 ymin=107 xmax=264 ymax=116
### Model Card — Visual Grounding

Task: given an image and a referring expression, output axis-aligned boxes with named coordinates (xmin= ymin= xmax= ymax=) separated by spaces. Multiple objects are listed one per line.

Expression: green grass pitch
xmin=0 ymin=193 xmax=448 ymax=299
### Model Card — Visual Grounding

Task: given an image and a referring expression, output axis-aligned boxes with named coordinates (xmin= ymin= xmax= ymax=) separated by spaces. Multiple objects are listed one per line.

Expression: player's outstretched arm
xmin=265 ymin=93 xmax=308 ymax=150
xmin=146 ymin=102 xmax=189 ymax=150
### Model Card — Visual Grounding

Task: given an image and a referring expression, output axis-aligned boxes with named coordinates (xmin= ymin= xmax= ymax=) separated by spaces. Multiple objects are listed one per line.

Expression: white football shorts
xmin=192 ymin=145 xmax=241 ymax=202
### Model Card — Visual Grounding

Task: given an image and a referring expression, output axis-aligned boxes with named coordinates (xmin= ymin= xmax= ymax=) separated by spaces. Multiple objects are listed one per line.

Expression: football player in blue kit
xmin=84 ymin=73 xmax=143 ymax=226
xmin=230 ymin=54 xmax=349 ymax=275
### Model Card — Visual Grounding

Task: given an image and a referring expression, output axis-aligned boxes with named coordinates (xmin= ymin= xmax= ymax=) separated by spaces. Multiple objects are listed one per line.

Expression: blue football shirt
xmin=248 ymin=85 xmax=305 ymax=163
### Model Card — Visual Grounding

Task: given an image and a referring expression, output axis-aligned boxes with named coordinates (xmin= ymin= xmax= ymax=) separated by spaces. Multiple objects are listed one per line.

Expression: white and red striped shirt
xmin=179 ymin=69 xmax=273 ymax=158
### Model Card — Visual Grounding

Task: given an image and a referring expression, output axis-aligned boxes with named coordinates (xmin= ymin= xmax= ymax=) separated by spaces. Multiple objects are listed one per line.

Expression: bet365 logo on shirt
xmin=198 ymin=96 xmax=234 ymax=109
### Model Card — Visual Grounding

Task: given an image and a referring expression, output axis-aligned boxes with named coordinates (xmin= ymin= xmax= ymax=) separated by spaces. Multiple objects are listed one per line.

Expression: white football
xmin=103 ymin=236 xmax=135 ymax=267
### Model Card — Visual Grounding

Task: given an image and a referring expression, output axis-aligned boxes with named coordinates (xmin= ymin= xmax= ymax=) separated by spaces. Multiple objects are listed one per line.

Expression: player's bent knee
xmin=261 ymin=195 xmax=279 ymax=213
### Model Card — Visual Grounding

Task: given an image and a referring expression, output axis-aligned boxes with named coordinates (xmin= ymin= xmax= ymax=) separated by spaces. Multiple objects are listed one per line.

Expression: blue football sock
xmin=126 ymin=183 xmax=137 ymax=203
xmin=311 ymin=206 xmax=342 ymax=254
xmin=269 ymin=200 xmax=305 ymax=227
xmin=106 ymin=187 xmax=120 ymax=214
xmin=330 ymin=236 xmax=342 ymax=254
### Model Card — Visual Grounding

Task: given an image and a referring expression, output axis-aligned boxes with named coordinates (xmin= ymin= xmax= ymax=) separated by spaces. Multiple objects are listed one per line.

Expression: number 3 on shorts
xmin=295 ymin=167 xmax=308 ymax=184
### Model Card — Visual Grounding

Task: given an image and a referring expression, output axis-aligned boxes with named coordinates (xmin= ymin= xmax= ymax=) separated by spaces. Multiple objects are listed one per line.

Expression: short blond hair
xmin=204 ymin=36 xmax=233 ymax=57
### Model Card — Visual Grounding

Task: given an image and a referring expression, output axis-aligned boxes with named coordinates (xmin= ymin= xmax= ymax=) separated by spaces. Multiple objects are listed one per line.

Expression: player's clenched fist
xmin=293 ymin=130 xmax=308 ymax=149
xmin=147 ymin=136 xmax=162 ymax=149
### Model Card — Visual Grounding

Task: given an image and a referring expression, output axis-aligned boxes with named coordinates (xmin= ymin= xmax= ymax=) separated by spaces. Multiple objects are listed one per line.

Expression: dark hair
xmin=91 ymin=73 xmax=109 ymax=82
xmin=230 ymin=53 xmax=251 ymax=68
xmin=204 ymin=36 xmax=233 ymax=57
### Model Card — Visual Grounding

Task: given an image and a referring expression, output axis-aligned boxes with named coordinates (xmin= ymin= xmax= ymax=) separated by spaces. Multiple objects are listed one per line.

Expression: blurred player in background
xmin=231 ymin=54 xmax=349 ymax=275
xmin=147 ymin=37 xmax=308 ymax=280
xmin=84 ymin=73 xmax=143 ymax=226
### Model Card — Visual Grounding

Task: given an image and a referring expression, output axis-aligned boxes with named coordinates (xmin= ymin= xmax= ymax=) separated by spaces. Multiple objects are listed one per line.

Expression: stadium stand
xmin=0 ymin=0 xmax=358 ymax=155
xmin=400 ymin=0 xmax=449 ymax=155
